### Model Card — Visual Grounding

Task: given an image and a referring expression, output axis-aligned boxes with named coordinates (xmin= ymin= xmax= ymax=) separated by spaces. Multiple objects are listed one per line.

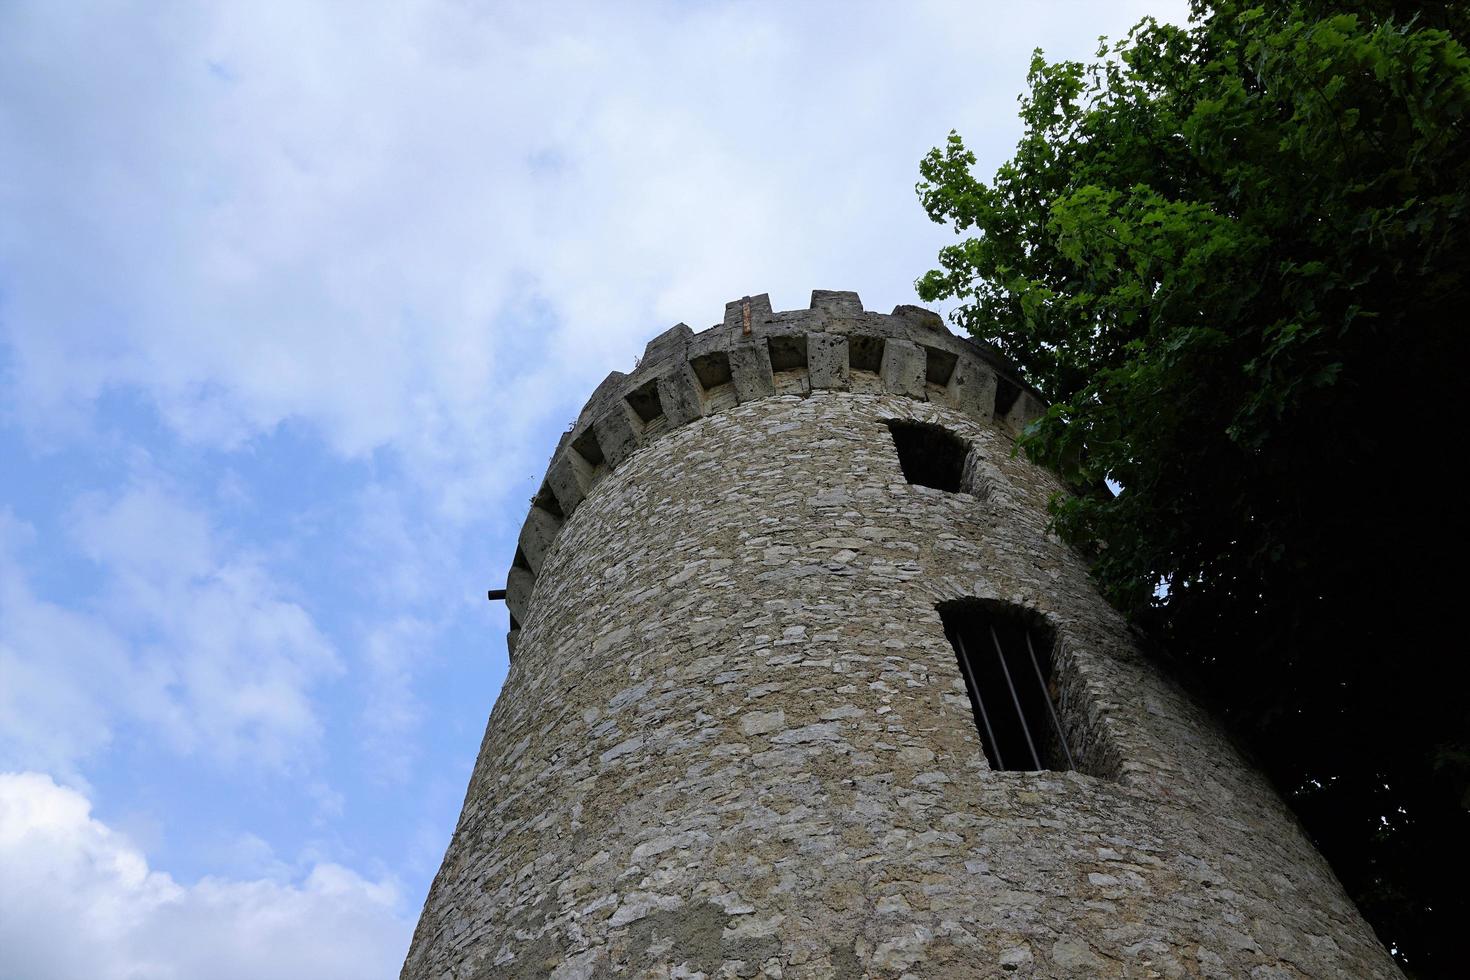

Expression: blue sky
xmin=0 ymin=2 xmax=1185 ymax=976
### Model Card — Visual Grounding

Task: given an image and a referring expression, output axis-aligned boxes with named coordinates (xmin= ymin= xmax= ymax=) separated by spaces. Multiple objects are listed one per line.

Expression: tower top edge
xmin=573 ymin=289 xmax=1037 ymax=433
xmin=499 ymin=289 xmax=1049 ymax=657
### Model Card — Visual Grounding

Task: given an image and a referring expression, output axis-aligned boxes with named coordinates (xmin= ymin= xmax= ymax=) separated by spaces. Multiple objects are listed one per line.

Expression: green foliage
xmin=918 ymin=2 xmax=1469 ymax=972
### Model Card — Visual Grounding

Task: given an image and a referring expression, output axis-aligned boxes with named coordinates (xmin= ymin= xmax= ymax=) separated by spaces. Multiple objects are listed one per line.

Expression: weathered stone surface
xmin=641 ymin=321 xmax=693 ymax=366
xmin=724 ymin=293 xmax=774 ymax=331
xmin=592 ymin=403 xmax=641 ymax=469
xmin=656 ymin=360 xmax=705 ymax=427
xmin=546 ymin=447 xmax=592 ymax=516
xmin=514 ymin=505 xmax=561 ymax=576
xmin=729 ymin=341 xmax=776 ymax=404
xmin=504 ymin=566 xmax=535 ymax=627
xmin=948 ymin=354 xmax=1000 ymax=421
xmin=880 ymin=337 xmax=928 ymax=399
xmin=807 ymin=332 xmax=850 ymax=390
xmin=890 ymin=303 xmax=945 ymax=334
xmin=810 ymin=289 xmax=863 ymax=315
xmin=405 ymin=291 xmax=1396 ymax=980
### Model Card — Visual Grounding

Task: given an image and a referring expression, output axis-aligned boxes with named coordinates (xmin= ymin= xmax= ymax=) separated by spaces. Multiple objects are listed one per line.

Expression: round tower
xmin=403 ymin=291 xmax=1396 ymax=978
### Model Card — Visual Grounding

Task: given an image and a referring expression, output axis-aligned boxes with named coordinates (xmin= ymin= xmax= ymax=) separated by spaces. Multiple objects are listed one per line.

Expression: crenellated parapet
xmin=504 ymin=289 xmax=1046 ymax=654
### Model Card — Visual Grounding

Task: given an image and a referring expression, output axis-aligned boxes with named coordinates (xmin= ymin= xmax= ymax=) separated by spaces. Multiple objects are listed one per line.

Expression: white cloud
xmin=0 ymin=771 xmax=411 ymax=980
xmin=0 ymin=509 xmax=139 ymax=780
xmin=0 ymin=0 xmax=1187 ymax=519
xmin=360 ymin=615 xmax=432 ymax=785
xmin=65 ymin=481 xmax=340 ymax=767
xmin=0 ymin=484 xmax=338 ymax=776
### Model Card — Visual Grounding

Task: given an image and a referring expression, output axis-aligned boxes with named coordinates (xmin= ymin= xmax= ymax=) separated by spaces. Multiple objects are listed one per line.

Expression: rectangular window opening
xmin=886 ymin=419 xmax=968 ymax=493
xmin=939 ymin=601 xmax=1076 ymax=773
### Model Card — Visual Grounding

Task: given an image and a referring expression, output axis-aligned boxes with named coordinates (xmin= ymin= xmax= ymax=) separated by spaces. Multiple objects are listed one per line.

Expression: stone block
xmin=516 ymin=505 xmax=562 ymax=576
xmin=880 ymin=338 xmax=927 ymax=398
xmin=657 ymin=361 xmax=705 ymax=427
xmin=593 ymin=404 xmax=642 ymax=469
xmin=723 ymin=293 xmax=773 ymax=331
xmin=891 ymin=304 xmax=945 ymax=334
xmin=641 ymin=322 xmax=692 ymax=367
xmin=810 ymin=289 xmax=863 ymax=315
xmin=505 ymin=566 xmax=536 ymax=628
xmin=546 ymin=447 xmax=593 ymax=516
xmin=807 ymin=332 xmax=850 ymax=390
xmin=584 ymin=370 xmax=629 ymax=414
xmin=948 ymin=355 xmax=999 ymax=420
xmin=729 ymin=341 xmax=776 ymax=403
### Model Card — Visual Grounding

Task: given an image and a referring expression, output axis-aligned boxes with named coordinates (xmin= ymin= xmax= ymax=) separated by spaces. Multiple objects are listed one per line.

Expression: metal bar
xmin=991 ymin=625 xmax=1041 ymax=770
xmin=1026 ymin=631 xmax=1076 ymax=771
xmin=487 ymin=588 xmax=507 ymax=601
xmin=953 ymin=629 xmax=1005 ymax=770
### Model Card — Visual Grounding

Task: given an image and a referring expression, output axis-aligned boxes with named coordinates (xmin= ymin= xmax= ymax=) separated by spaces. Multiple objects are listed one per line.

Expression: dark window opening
xmin=939 ymin=601 xmax=1076 ymax=772
xmin=886 ymin=420 xmax=968 ymax=492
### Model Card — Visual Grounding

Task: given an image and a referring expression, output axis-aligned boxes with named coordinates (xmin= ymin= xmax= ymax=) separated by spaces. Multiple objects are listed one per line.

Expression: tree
xmin=917 ymin=2 xmax=1469 ymax=973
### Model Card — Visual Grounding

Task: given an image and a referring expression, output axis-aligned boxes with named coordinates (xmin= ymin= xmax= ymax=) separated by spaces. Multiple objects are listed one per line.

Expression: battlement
xmin=504 ymin=289 xmax=1046 ymax=654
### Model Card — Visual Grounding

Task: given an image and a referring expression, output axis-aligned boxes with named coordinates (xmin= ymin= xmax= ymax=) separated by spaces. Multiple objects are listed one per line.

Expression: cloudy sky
xmin=0 ymin=2 xmax=1186 ymax=976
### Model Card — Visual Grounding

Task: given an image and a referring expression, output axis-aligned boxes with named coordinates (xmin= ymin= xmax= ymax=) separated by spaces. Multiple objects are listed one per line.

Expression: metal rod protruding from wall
xmin=487 ymin=589 xmax=507 ymax=601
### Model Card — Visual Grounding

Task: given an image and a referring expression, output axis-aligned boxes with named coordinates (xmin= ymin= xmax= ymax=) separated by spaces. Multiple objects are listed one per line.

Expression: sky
xmin=0 ymin=2 xmax=1188 ymax=977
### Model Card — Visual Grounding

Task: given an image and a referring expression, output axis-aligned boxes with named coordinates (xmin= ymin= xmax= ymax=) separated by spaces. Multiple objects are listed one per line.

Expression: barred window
xmin=940 ymin=602 xmax=1076 ymax=772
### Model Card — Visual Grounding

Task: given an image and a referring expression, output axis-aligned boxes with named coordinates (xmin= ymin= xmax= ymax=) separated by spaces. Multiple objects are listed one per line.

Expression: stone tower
xmin=402 ymin=291 xmax=1396 ymax=978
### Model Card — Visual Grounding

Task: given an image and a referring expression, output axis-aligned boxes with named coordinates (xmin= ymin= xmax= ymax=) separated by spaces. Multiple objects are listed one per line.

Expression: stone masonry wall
xmin=402 ymin=293 xmax=1396 ymax=979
